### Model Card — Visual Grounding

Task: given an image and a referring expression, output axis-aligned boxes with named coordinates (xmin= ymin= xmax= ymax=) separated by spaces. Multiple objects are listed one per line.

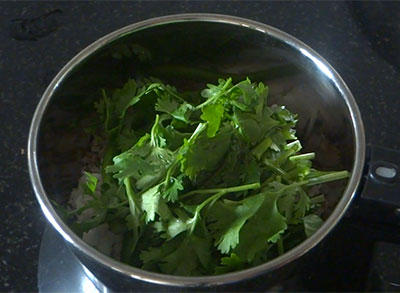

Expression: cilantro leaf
xmin=106 ymin=117 xmax=175 ymax=190
xmin=141 ymin=233 xmax=213 ymax=276
xmin=215 ymin=253 xmax=246 ymax=274
xmin=303 ymin=214 xmax=324 ymax=237
xmin=156 ymin=94 xmax=194 ymax=124
xmin=233 ymin=191 xmax=287 ymax=263
xmin=200 ymin=103 xmax=224 ymax=137
xmin=161 ymin=125 xmax=191 ymax=151
xmin=117 ymin=128 xmax=138 ymax=151
xmin=113 ymin=79 xmax=140 ymax=118
xmin=172 ymin=103 xmax=195 ymax=124
xmin=84 ymin=171 xmax=98 ymax=196
xmin=154 ymin=84 xmax=195 ymax=124
xmin=294 ymin=188 xmax=311 ymax=220
xmin=200 ymin=78 xmax=232 ymax=101
xmin=233 ymin=107 xmax=278 ymax=144
xmin=140 ymin=183 xmax=173 ymax=223
xmin=207 ymin=193 xmax=264 ymax=253
xmin=277 ymin=194 xmax=296 ymax=223
xmin=158 ymin=234 xmax=212 ymax=276
xmin=180 ymin=123 xmax=232 ymax=180
xmin=161 ymin=176 xmax=184 ymax=203
xmin=154 ymin=209 xmax=192 ymax=239
xmin=141 ymin=185 xmax=161 ymax=223
xmin=155 ymin=92 xmax=180 ymax=114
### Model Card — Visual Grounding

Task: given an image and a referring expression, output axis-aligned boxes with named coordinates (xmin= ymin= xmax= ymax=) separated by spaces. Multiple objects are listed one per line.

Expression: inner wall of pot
xmin=37 ymin=21 xmax=355 ymax=219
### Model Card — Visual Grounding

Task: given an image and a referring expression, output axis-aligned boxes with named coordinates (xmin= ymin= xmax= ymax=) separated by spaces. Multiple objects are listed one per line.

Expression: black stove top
xmin=2 ymin=1 xmax=400 ymax=291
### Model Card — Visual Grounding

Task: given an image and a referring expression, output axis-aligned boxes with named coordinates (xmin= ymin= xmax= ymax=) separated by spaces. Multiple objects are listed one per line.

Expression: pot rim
xmin=27 ymin=13 xmax=365 ymax=287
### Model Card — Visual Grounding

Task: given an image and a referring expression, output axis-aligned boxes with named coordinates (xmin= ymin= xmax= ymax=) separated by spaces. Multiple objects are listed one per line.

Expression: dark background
xmin=1 ymin=1 xmax=399 ymax=291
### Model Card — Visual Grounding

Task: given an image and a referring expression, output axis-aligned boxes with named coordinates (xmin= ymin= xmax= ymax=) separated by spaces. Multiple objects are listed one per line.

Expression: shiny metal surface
xmin=38 ymin=225 xmax=108 ymax=293
xmin=28 ymin=14 xmax=365 ymax=288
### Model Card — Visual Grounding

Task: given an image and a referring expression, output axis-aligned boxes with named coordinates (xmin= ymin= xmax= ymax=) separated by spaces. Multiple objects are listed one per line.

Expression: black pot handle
xmin=352 ymin=145 xmax=400 ymax=225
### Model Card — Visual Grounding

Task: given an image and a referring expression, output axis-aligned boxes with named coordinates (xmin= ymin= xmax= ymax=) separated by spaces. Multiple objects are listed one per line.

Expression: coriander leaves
xmin=67 ymin=77 xmax=349 ymax=276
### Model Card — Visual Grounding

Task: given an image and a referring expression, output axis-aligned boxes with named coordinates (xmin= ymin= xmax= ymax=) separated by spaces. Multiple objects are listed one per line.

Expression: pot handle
xmin=352 ymin=145 xmax=400 ymax=225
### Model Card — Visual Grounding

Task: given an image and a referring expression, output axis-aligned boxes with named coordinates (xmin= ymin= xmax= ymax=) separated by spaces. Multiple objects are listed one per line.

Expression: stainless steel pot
xmin=28 ymin=14 xmax=400 ymax=291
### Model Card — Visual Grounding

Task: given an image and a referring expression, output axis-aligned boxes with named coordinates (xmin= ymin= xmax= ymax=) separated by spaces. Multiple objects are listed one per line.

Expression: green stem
xmin=261 ymin=179 xmax=309 ymax=193
xmin=197 ymin=191 xmax=225 ymax=213
xmin=109 ymin=200 xmax=129 ymax=209
xmin=150 ymin=114 xmax=160 ymax=146
xmin=275 ymin=141 xmax=301 ymax=166
xmin=163 ymin=86 xmax=188 ymax=103
xmin=180 ymin=182 xmax=260 ymax=200
xmin=263 ymin=159 xmax=290 ymax=181
xmin=123 ymin=178 xmax=137 ymax=209
xmin=251 ymin=136 xmax=272 ymax=160
xmin=68 ymin=199 xmax=129 ymax=217
xmin=123 ymin=178 xmax=140 ymax=253
xmin=163 ymin=160 xmax=178 ymax=189
xmin=277 ymin=238 xmax=284 ymax=255
xmin=186 ymin=123 xmax=207 ymax=143
xmin=102 ymin=89 xmax=111 ymax=131
xmin=310 ymin=194 xmax=325 ymax=204
xmin=289 ymin=152 xmax=315 ymax=162
xmin=195 ymin=78 xmax=232 ymax=110
xmin=187 ymin=190 xmax=226 ymax=234
xmin=306 ymin=171 xmax=349 ymax=186
xmin=260 ymin=175 xmax=276 ymax=189
xmin=123 ymin=178 xmax=133 ymax=195
xmin=101 ymin=143 xmax=117 ymax=183
xmin=68 ymin=205 xmax=90 ymax=217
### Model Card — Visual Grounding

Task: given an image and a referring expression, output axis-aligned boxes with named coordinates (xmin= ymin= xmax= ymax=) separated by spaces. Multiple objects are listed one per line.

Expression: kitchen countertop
xmin=1 ymin=1 xmax=399 ymax=291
